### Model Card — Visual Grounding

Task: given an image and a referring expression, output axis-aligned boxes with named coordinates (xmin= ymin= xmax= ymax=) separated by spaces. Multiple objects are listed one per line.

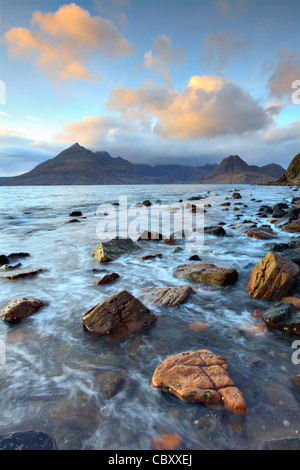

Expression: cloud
xmin=107 ymin=75 xmax=273 ymax=140
xmin=263 ymin=120 xmax=300 ymax=143
xmin=5 ymin=2 xmax=135 ymax=84
xmin=215 ymin=0 xmax=249 ymax=16
xmin=201 ymin=31 xmax=250 ymax=71
xmin=267 ymin=49 xmax=300 ymax=100
xmin=143 ymin=35 xmax=185 ymax=86
xmin=215 ymin=0 xmax=230 ymax=15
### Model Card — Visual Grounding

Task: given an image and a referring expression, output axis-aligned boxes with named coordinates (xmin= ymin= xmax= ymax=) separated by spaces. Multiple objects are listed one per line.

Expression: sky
xmin=0 ymin=0 xmax=299 ymax=176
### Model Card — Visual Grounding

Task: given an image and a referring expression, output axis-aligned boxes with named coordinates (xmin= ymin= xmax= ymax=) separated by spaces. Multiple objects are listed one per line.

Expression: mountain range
xmin=0 ymin=144 xmax=286 ymax=185
xmin=197 ymin=154 xmax=285 ymax=184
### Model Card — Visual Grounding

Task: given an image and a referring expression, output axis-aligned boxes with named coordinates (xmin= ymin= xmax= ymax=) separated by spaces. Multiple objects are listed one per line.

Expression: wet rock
xmin=162 ymin=236 xmax=176 ymax=245
xmin=280 ymin=249 xmax=300 ymax=266
xmin=1 ymin=263 xmax=22 ymax=271
xmin=137 ymin=230 xmax=164 ymax=241
xmin=282 ymin=220 xmax=300 ymax=233
xmin=174 ymin=263 xmax=238 ymax=286
xmin=262 ymin=301 xmax=300 ymax=335
xmin=188 ymin=321 xmax=211 ymax=331
xmin=275 ymin=217 xmax=293 ymax=228
xmin=1 ymin=297 xmax=46 ymax=323
xmin=0 ymin=430 xmax=56 ymax=450
xmin=247 ymin=226 xmax=278 ymax=240
xmin=0 ymin=255 xmax=9 ymax=265
xmin=112 ymin=202 xmax=119 ymax=206
xmin=189 ymin=255 xmax=201 ymax=261
xmin=143 ymin=286 xmax=194 ymax=307
xmin=281 ymin=297 xmax=300 ymax=309
xmin=190 ymin=408 xmax=228 ymax=448
xmin=82 ymin=290 xmax=156 ymax=339
xmin=234 ymin=222 xmax=257 ymax=233
xmin=151 ymin=434 xmax=181 ymax=450
xmin=220 ymin=202 xmax=231 ymax=206
xmin=173 ymin=247 xmax=183 ymax=253
xmin=8 ymin=252 xmax=30 ymax=260
xmin=259 ymin=205 xmax=273 ymax=215
xmin=139 ymin=253 xmax=163 ymax=261
xmin=188 ymin=196 xmax=203 ymax=200
xmin=266 ymin=242 xmax=290 ymax=252
xmin=151 ymin=349 xmax=247 ymax=415
xmin=232 ymin=193 xmax=242 ymax=199
xmin=1 ymin=268 xmax=46 ymax=280
xmin=248 ymin=252 xmax=300 ymax=300
xmin=273 ymin=203 xmax=289 ymax=212
xmin=94 ymin=369 xmax=127 ymax=399
xmin=69 ymin=211 xmax=82 ymax=217
xmin=142 ymin=200 xmax=152 ymax=206
xmin=204 ymin=226 xmax=227 ymax=236
xmin=92 ymin=238 xmax=139 ymax=263
xmin=96 ymin=272 xmax=120 ymax=285
xmin=67 ymin=219 xmax=80 ymax=223
xmin=272 ymin=209 xmax=286 ymax=218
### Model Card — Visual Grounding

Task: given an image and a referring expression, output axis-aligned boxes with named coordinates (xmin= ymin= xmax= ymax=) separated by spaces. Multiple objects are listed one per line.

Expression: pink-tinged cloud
xmin=267 ymin=49 xmax=300 ymax=100
xmin=5 ymin=2 xmax=135 ymax=83
xmin=107 ymin=75 xmax=273 ymax=140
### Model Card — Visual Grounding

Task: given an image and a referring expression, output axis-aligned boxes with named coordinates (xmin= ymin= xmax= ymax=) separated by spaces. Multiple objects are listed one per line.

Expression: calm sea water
xmin=0 ymin=184 xmax=299 ymax=450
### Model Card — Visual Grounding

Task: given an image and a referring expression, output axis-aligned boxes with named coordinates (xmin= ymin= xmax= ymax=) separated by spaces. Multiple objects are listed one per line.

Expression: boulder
xmin=82 ymin=290 xmax=156 ymax=339
xmin=248 ymin=252 xmax=300 ymax=300
xmin=247 ymin=226 xmax=278 ymax=240
xmin=142 ymin=200 xmax=152 ymax=206
xmin=162 ymin=236 xmax=176 ymax=245
xmin=151 ymin=349 xmax=247 ymax=415
xmin=282 ymin=220 xmax=300 ymax=233
xmin=262 ymin=301 xmax=300 ymax=335
xmin=232 ymin=193 xmax=242 ymax=199
xmin=174 ymin=263 xmax=238 ymax=286
xmin=92 ymin=238 xmax=139 ymax=263
xmin=143 ymin=286 xmax=194 ymax=307
xmin=69 ymin=211 xmax=82 ymax=217
xmin=1 ymin=297 xmax=46 ymax=323
xmin=137 ymin=231 xmax=164 ymax=241
xmin=281 ymin=296 xmax=300 ymax=310
xmin=189 ymin=255 xmax=201 ymax=261
xmin=204 ymin=226 xmax=227 ymax=236
xmin=96 ymin=272 xmax=120 ymax=285
xmin=0 ymin=430 xmax=56 ymax=450
xmin=8 ymin=252 xmax=30 ymax=260
xmin=235 ymin=222 xmax=257 ymax=233
xmin=0 ymin=255 xmax=9 ymax=265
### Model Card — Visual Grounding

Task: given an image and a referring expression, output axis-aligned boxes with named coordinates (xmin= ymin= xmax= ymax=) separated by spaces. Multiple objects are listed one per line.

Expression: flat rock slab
xmin=144 ymin=286 xmax=194 ymax=307
xmin=262 ymin=301 xmax=300 ymax=335
xmin=0 ymin=430 xmax=56 ymax=450
xmin=247 ymin=226 xmax=278 ymax=240
xmin=152 ymin=349 xmax=247 ymax=415
xmin=174 ymin=264 xmax=238 ymax=286
xmin=248 ymin=251 xmax=300 ymax=300
xmin=1 ymin=297 xmax=46 ymax=323
xmin=92 ymin=238 xmax=139 ymax=263
xmin=82 ymin=290 xmax=157 ymax=340
xmin=1 ymin=268 xmax=46 ymax=280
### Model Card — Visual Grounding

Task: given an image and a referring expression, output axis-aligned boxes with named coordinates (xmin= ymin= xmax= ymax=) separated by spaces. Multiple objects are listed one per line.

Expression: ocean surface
xmin=0 ymin=183 xmax=299 ymax=450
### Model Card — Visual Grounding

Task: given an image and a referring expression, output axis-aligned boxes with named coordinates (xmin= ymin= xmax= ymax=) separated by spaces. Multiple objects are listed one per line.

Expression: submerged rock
xmin=69 ymin=211 xmax=82 ymax=217
xmin=262 ymin=301 xmax=300 ymax=335
xmin=94 ymin=369 xmax=127 ymax=399
xmin=143 ymin=285 xmax=194 ymax=307
xmin=82 ymin=290 xmax=156 ymax=339
xmin=1 ymin=268 xmax=46 ymax=280
xmin=232 ymin=193 xmax=242 ymax=199
xmin=151 ymin=434 xmax=181 ymax=451
xmin=0 ymin=430 xmax=56 ymax=450
xmin=1 ymin=297 xmax=46 ymax=323
xmin=151 ymin=349 xmax=247 ymax=415
xmin=92 ymin=238 xmax=139 ymax=263
xmin=248 ymin=252 xmax=300 ymax=300
xmin=139 ymin=253 xmax=163 ymax=261
xmin=174 ymin=263 xmax=238 ymax=286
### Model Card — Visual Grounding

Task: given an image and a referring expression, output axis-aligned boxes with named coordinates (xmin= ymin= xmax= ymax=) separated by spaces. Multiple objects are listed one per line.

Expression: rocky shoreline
xmin=1 ymin=186 xmax=300 ymax=450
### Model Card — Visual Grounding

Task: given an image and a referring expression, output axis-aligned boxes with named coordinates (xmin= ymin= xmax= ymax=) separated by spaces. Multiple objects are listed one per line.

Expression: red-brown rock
xmin=96 ymin=273 xmax=120 ymax=285
xmin=247 ymin=226 xmax=278 ymax=240
xmin=1 ymin=297 xmax=46 ymax=323
xmin=152 ymin=349 xmax=247 ymax=415
xmin=248 ymin=251 xmax=300 ymax=300
xmin=82 ymin=290 xmax=156 ymax=340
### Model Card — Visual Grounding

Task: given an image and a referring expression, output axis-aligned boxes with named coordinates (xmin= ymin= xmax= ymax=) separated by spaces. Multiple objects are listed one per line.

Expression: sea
xmin=0 ymin=183 xmax=299 ymax=450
